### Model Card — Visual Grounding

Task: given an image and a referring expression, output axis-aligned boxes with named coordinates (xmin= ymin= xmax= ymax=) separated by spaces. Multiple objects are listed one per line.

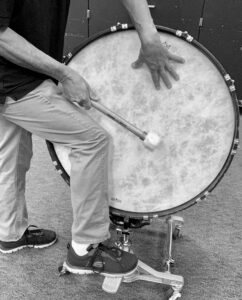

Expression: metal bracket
xmin=224 ymin=74 xmax=236 ymax=92
xmin=102 ymin=260 xmax=183 ymax=300
xmin=110 ymin=23 xmax=128 ymax=32
xmin=232 ymin=138 xmax=240 ymax=155
xmin=148 ymin=4 xmax=156 ymax=9
xmin=104 ymin=215 xmax=184 ymax=299
xmin=86 ymin=9 xmax=90 ymax=19
xmin=176 ymin=30 xmax=194 ymax=42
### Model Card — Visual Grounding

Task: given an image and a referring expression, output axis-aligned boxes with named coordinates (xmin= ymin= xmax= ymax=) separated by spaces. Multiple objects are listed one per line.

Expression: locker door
xmin=88 ymin=0 xmax=204 ymax=38
xmin=88 ymin=0 xmax=131 ymax=36
xmin=199 ymin=0 xmax=242 ymax=100
xmin=64 ymin=0 xmax=88 ymax=55
xmin=148 ymin=0 xmax=204 ymax=38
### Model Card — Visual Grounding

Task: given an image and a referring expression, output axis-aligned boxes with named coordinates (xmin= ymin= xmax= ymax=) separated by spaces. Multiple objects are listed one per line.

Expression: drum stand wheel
xmin=102 ymin=215 xmax=184 ymax=300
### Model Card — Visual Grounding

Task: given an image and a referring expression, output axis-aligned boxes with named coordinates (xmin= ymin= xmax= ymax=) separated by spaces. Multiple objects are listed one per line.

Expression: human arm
xmin=120 ymin=0 xmax=185 ymax=89
xmin=0 ymin=26 xmax=96 ymax=108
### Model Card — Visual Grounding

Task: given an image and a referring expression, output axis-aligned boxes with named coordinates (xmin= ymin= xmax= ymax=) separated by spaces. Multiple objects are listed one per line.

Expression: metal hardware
xmin=86 ymin=9 xmax=90 ymax=19
xmin=66 ymin=52 xmax=72 ymax=60
xmin=224 ymin=74 xmax=236 ymax=92
xmin=121 ymin=23 xmax=128 ymax=29
xmin=148 ymin=4 xmax=156 ymax=9
xmin=104 ymin=216 xmax=184 ymax=299
xmin=110 ymin=23 xmax=128 ymax=32
xmin=57 ymin=169 xmax=63 ymax=175
xmin=185 ymin=32 xmax=193 ymax=42
xmin=176 ymin=30 xmax=183 ymax=37
xmin=204 ymin=191 xmax=210 ymax=197
xmin=175 ymin=30 xmax=193 ymax=42
xmin=110 ymin=25 xmax=117 ymax=32
xmin=195 ymin=197 xmax=202 ymax=204
xmin=164 ymin=216 xmax=184 ymax=272
xmin=224 ymin=74 xmax=231 ymax=81
xmin=231 ymin=139 xmax=239 ymax=155
xmin=199 ymin=17 xmax=204 ymax=27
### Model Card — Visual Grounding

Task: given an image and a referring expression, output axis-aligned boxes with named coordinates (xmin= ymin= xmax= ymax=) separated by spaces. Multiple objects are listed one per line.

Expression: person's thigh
xmin=1 ymin=79 xmax=107 ymax=145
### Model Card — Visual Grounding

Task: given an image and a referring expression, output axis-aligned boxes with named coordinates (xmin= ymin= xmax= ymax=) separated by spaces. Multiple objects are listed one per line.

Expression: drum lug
xmin=110 ymin=23 xmax=128 ymax=32
xmin=176 ymin=30 xmax=193 ymax=42
xmin=195 ymin=191 xmax=209 ymax=204
xmin=63 ymin=52 xmax=73 ymax=64
xmin=232 ymin=139 xmax=240 ymax=155
xmin=224 ymin=74 xmax=236 ymax=92
xmin=229 ymin=84 xmax=236 ymax=92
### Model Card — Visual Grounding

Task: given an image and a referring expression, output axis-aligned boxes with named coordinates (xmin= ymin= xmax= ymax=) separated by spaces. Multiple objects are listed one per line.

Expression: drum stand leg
xmin=163 ymin=215 xmax=184 ymax=272
xmin=102 ymin=215 xmax=184 ymax=300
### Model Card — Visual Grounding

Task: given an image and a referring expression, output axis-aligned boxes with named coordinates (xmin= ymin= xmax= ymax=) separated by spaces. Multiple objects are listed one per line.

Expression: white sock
xmin=71 ymin=240 xmax=90 ymax=256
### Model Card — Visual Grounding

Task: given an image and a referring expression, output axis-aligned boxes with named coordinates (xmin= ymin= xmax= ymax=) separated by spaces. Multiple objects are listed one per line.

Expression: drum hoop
xmin=46 ymin=24 xmax=240 ymax=220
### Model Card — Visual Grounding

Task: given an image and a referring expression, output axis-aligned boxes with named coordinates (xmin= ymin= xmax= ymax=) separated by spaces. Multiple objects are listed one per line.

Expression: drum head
xmin=49 ymin=28 xmax=239 ymax=217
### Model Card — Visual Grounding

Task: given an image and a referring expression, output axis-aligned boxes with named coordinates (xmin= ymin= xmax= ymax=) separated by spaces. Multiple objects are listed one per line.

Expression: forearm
xmin=0 ymin=26 xmax=68 ymax=81
xmin=120 ymin=0 xmax=157 ymax=42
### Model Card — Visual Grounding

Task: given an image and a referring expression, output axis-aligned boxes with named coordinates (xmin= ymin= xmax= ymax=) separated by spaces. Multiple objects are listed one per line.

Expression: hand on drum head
xmin=60 ymin=66 xmax=99 ymax=110
xmin=132 ymin=32 xmax=185 ymax=90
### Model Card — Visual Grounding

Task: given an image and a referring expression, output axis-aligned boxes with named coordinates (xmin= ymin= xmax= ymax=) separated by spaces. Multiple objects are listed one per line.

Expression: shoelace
xmin=24 ymin=225 xmax=43 ymax=245
xmin=90 ymin=243 xmax=124 ymax=273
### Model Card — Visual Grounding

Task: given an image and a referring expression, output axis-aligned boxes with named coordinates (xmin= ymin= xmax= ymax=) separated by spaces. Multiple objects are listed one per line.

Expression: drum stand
xmin=102 ymin=215 xmax=184 ymax=300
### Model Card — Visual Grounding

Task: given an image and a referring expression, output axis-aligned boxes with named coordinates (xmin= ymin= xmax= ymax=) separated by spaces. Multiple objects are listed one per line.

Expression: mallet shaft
xmin=92 ymin=101 xmax=147 ymax=140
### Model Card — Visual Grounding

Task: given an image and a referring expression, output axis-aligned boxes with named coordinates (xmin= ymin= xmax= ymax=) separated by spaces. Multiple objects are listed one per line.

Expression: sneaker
xmin=0 ymin=225 xmax=57 ymax=254
xmin=64 ymin=242 xmax=138 ymax=277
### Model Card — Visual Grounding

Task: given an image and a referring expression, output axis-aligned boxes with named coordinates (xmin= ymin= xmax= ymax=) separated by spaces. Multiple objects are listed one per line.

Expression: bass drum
xmin=47 ymin=26 xmax=239 ymax=219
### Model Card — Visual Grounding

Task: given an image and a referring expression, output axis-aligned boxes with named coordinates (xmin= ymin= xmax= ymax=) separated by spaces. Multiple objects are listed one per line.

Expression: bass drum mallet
xmin=91 ymin=100 xmax=161 ymax=151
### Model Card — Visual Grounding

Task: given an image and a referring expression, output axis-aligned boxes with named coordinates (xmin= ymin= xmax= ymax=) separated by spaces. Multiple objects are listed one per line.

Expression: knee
xmin=95 ymin=128 xmax=111 ymax=149
xmin=73 ymin=126 xmax=111 ymax=152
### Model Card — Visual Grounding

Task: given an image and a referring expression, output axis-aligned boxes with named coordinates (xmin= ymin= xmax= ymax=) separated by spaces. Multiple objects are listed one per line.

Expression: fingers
xmin=165 ymin=63 xmax=180 ymax=81
xmin=79 ymin=99 xmax=92 ymax=110
xmin=131 ymin=55 xmax=144 ymax=69
xmin=89 ymin=89 xmax=100 ymax=102
xmin=133 ymin=50 xmax=184 ymax=89
xmin=150 ymin=70 xmax=161 ymax=90
xmin=159 ymin=69 xmax=172 ymax=89
xmin=168 ymin=53 xmax=185 ymax=64
xmin=81 ymin=89 xmax=99 ymax=110
xmin=80 ymin=82 xmax=99 ymax=110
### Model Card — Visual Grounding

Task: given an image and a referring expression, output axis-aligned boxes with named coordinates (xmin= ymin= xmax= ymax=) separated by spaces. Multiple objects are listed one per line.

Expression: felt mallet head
xmin=143 ymin=132 xmax=161 ymax=150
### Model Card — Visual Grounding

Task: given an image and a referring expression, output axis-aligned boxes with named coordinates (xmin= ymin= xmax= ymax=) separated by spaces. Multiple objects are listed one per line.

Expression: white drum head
xmin=50 ymin=28 xmax=238 ymax=216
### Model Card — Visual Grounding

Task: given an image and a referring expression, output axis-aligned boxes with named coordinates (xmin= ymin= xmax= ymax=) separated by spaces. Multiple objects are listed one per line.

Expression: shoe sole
xmin=62 ymin=261 xmax=138 ymax=278
xmin=0 ymin=237 xmax=58 ymax=254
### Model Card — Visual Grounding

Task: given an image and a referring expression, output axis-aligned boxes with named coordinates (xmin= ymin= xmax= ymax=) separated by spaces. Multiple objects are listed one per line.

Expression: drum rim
xmin=46 ymin=24 xmax=240 ymax=219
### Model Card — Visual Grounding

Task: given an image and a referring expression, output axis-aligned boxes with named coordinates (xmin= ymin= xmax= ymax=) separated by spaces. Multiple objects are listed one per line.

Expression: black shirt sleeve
xmin=0 ymin=0 xmax=15 ymax=26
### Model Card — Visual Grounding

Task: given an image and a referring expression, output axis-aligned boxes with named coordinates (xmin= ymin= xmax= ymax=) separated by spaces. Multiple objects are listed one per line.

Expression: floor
xmin=0 ymin=119 xmax=241 ymax=300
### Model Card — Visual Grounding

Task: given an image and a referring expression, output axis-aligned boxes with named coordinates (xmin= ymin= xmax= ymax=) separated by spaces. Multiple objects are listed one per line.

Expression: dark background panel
xmin=88 ymin=0 xmax=131 ymax=36
xmin=199 ymin=0 xmax=242 ymax=100
xmin=147 ymin=0 xmax=204 ymax=38
xmin=199 ymin=0 xmax=242 ymax=30
xmin=89 ymin=0 xmax=204 ymax=38
xmin=64 ymin=0 xmax=88 ymax=55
